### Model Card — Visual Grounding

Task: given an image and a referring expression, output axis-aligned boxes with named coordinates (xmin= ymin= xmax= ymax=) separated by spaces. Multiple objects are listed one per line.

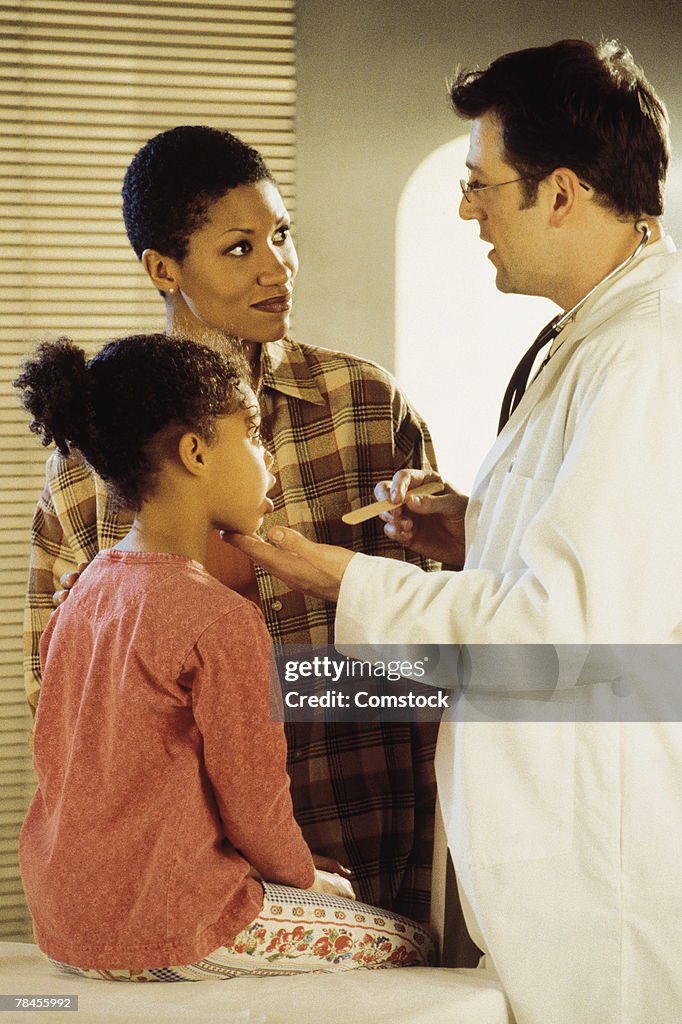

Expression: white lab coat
xmin=335 ymin=237 xmax=682 ymax=1023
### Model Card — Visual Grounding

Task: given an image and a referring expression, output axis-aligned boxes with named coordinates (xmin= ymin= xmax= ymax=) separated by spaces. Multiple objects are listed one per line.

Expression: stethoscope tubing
xmin=552 ymin=219 xmax=652 ymax=338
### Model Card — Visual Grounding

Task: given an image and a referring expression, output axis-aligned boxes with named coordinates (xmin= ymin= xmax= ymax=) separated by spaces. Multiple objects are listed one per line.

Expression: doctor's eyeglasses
xmin=459 ymin=176 xmax=533 ymax=203
xmin=460 ymin=176 xmax=592 ymax=203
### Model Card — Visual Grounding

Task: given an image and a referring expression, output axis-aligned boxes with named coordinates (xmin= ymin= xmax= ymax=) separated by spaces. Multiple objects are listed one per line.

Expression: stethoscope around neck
xmin=497 ymin=219 xmax=652 ymax=433
xmin=549 ymin=218 xmax=652 ymax=339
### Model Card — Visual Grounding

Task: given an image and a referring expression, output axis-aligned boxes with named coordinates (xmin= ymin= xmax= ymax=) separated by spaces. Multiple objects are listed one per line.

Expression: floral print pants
xmin=50 ymin=883 xmax=436 ymax=982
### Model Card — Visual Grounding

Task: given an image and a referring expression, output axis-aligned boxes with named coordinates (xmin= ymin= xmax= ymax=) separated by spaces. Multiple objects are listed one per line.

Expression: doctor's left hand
xmin=223 ymin=528 xmax=354 ymax=603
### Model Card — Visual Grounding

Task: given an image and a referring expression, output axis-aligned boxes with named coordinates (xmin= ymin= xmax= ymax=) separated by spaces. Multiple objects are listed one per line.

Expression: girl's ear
xmin=177 ymin=432 xmax=208 ymax=476
xmin=141 ymin=248 xmax=180 ymax=295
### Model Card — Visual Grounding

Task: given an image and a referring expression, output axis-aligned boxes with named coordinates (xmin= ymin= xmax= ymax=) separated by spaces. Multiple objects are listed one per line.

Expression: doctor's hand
xmin=376 ymin=469 xmax=469 ymax=569
xmin=223 ymin=528 xmax=354 ymax=603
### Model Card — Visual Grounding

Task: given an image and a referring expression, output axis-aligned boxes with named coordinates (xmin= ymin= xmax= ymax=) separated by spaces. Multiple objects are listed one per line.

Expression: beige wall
xmin=294 ymin=0 xmax=682 ymax=371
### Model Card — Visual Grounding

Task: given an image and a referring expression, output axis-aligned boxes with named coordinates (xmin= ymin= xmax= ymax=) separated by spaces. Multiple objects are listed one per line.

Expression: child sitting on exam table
xmin=15 ymin=333 xmax=433 ymax=981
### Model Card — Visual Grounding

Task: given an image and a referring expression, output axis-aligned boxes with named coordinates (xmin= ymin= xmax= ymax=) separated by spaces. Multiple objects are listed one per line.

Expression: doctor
xmin=230 ymin=40 xmax=682 ymax=1024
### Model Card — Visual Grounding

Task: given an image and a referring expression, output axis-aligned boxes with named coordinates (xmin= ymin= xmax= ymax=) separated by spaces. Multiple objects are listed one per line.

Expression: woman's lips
xmin=251 ymin=295 xmax=292 ymax=313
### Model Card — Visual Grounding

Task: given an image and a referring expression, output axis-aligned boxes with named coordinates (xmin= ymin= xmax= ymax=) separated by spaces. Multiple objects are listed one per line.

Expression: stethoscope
xmin=498 ymin=219 xmax=652 ymax=432
xmin=546 ymin=218 xmax=651 ymax=340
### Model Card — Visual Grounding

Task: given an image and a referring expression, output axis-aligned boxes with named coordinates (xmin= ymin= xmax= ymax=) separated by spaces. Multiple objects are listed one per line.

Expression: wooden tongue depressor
xmin=341 ymin=481 xmax=445 ymax=526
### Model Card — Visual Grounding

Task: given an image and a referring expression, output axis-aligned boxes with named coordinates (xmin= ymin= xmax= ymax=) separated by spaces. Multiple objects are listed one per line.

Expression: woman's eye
xmin=224 ymin=240 xmax=251 ymax=257
xmin=273 ymin=224 xmax=291 ymax=244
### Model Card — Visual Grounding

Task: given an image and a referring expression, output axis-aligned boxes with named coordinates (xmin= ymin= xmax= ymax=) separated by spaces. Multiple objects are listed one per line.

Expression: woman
xmin=24 ymin=126 xmax=439 ymax=924
xmin=16 ymin=333 xmax=433 ymax=980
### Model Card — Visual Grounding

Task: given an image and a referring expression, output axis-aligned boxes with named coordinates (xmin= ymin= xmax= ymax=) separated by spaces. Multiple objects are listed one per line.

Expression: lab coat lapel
xmin=469 ymin=235 xmax=678 ymax=503
xmin=469 ymin=333 xmax=574 ymax=499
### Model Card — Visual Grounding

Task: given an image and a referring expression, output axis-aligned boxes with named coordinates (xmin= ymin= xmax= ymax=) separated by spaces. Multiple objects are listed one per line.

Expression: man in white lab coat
xmin=230 ymin=40 xmax=682 ymax=1024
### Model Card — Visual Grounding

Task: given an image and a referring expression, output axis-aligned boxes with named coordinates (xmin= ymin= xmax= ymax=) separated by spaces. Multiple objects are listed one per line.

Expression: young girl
xmin=15 ymin=333 xmax=433 ymax=981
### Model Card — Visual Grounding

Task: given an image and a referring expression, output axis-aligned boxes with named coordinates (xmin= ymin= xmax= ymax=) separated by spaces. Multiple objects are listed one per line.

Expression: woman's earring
xmin=168 ymin=287 xmax=175 ymax=296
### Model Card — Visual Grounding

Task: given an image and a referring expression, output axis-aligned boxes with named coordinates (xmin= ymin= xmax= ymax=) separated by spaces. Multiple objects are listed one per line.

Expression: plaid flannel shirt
xmin=24 ymin=337 xmax=440 ymax=923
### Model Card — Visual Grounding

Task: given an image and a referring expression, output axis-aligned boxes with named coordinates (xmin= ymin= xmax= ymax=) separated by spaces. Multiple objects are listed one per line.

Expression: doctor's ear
xmin=141 ymin=248 xmax=180 ymax=296
xmin=177 ymin=432 xmax=209 ymax=476
xmin=546 ymin=169 xmax=586 ymax=226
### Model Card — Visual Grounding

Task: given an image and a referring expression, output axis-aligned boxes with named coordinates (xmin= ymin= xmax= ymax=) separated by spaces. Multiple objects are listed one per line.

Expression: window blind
xmin=0 ymin=0 xmax=296 ymax=942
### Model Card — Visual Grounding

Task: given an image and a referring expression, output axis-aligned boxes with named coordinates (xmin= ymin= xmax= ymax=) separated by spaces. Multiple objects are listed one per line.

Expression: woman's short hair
xmin=450 ymin=39 xmax=669 ymax=217
xmin=15 ymin=333 xmax=249 ymax=510
xmin=122 ymin=126 xmax=273 ymax=261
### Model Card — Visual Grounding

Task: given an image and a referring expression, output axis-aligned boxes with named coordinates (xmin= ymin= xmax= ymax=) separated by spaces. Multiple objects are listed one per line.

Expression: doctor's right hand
xmin=376 ymin=469 xmax=469 ymax=569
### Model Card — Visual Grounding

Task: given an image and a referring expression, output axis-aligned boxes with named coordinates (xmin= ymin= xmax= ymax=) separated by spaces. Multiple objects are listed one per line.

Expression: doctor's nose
xmin=459 ymin=194 xmax=481 ymax=221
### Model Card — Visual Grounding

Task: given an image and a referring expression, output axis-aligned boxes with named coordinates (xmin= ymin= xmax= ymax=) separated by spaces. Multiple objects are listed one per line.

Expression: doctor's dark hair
xmin=450 ymin=39 xmax=669 ymax=217
xmin=14 ymin=333 xmax=249 ymax=511
xmin=122 ymin=125 xmax=273 ymax=261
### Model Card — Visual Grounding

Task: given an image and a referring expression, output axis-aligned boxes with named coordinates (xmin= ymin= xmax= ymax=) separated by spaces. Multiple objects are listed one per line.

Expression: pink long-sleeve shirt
xmin=20 ymin=550 xmax=314 ymax=970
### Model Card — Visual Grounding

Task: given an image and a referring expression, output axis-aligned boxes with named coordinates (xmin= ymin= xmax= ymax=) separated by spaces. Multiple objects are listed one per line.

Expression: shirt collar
xmin=258 ymin=338 xmax=326 ymax=406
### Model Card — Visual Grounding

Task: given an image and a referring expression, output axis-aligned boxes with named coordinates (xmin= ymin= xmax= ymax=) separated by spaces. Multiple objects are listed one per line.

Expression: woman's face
xmin=171 ymin=180 xmax=298 ymax=343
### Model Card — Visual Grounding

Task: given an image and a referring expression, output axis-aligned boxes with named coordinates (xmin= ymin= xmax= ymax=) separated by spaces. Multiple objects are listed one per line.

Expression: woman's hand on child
xmin=310 ymin=868 xmax=356 ymax=901
xmin=53 ymin=562 xmax=89 ymax=607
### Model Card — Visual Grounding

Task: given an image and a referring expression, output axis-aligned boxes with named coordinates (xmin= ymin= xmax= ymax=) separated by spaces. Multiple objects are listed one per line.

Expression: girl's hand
xmin=312 ymin=853 xmax=352 ymax=878
xmin=310 ymin=868 xmax=356 ymax=901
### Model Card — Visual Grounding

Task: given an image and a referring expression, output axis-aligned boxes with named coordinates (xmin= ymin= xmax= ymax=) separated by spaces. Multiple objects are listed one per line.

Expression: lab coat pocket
xmin=451 ymin=720 xmax=576 ymax=868
xmin=468 ymin=468 xmax=554 ymax=572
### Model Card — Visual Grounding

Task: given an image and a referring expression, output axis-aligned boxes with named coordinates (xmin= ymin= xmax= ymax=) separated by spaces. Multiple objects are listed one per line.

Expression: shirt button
xmin=271 ymin=599 xmax=283 ymax=612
